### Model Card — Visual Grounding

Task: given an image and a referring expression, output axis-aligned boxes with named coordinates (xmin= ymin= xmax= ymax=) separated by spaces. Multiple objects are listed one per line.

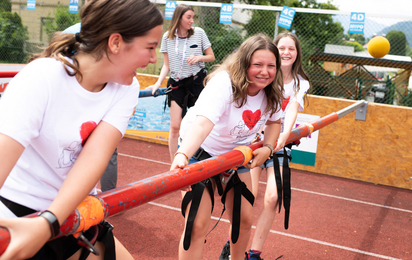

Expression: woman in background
xmin=147 ymin=4 xmax=215 ymax=162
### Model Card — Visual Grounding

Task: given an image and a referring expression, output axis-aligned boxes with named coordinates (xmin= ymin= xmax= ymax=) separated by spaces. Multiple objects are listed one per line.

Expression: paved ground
xmin=107 ymin=137 xmax=412 ymax=260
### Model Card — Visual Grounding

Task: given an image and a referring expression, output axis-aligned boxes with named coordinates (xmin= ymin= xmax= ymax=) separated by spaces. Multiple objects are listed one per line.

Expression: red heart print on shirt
xmin=282 ymin=97 xmax=290 ymax=111
xmin=242 ymin=109 xmax=261 ymax=130
xmin=80 ymin=121 xmax=97 ymax=146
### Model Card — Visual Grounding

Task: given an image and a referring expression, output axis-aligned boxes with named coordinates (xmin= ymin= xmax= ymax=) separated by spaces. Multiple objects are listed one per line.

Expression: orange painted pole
xmin=0 ymin=100 xmax=367 ymax=255
xmin=0 ymin=146 xmax=253 ymax=255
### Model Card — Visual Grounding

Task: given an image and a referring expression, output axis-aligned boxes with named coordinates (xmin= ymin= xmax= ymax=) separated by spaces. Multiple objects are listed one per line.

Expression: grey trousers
xmin=100 ymin=148 xmax=118 ymax=192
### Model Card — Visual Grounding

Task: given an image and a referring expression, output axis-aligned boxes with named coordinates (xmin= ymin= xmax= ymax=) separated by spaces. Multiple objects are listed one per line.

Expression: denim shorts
xmin=259 ymin=147 xmax=291 ymax=169
xmin=188 ymin=157 xmax=249 ymax=173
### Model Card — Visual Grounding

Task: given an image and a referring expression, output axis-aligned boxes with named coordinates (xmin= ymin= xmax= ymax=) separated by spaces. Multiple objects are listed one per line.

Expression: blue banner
xmin=69 ymin=0 xmax=79 ymax=13
xmin=27 ymin=0 xmax=36 ymax=10
xmin=349 ymin=12 xmax=365 ymax=34
xmin=278 ymin=6 xmax=296 ymax=30
xmin=165 ymin=1 xmax=176 ymax=20
xmin=219 ymin=4 xmax=233 ymax=24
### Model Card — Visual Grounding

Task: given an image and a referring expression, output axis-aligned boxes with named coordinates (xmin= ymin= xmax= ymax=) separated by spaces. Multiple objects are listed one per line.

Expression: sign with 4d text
xmin=349 ymin=12 xmax=365 ymax=34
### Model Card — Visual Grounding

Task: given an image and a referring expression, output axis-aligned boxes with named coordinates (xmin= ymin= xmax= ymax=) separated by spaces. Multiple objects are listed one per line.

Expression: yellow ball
xmin=368 ymin=36 xmax=390 ymax=59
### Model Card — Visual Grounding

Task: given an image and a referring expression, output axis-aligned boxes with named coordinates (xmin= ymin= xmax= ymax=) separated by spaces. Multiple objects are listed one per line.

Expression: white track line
xmin=148 ymin=202 xmax=402 ymax=260
xmin=265 ymin=182 xmax=412 ymax=214
xmin=120 ymin=153 xmax=411 ymax=214
xmin=118 ymin=153 xmax=171 ymax=166
xmin=122 ymin=152 xmax=405 ymax=259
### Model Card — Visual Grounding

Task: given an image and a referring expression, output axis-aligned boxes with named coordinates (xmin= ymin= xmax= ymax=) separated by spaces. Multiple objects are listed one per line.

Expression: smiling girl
xmin=240 ymin=32 xmax=311 ymax=260
xmin=0 ymin=0 xmax=163 ymax=259
xmin=171 ymin=34 xmax=283 ymax=260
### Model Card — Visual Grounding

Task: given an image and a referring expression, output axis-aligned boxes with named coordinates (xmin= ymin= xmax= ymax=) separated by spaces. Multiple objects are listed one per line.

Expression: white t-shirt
xmin=180 ymin=71 xmax=281 ymax=157
xmin=0 ymin=58 xmax=140 ymax=216
xmin=160 ymin=27 xmax=212 ymax=80
xmin=280 ymin=75 xmax=310 ymax=131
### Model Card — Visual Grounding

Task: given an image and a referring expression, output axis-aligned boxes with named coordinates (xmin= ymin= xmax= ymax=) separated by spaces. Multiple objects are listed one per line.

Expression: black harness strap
xmin=272 ymin=147 xmax=293 ymax=230
xmin=212 ymin=174 xmax=224 ymax=196
xmin=273 ymin=156 xmax=283 ymax=213
xmin=167 ymin=71 xmax=201 ymax=118
xmin=282 ymin=147 xmax=291 ymax=230
xmin=181 ymin=90 xmax=191 ymax=118
xmin=181 ymin=180 xmax=214 ymax=251
xmin=180 ymin=145 xmax=248 ymax=250
xmin=221 ymin=173 xmax=255 ymax=244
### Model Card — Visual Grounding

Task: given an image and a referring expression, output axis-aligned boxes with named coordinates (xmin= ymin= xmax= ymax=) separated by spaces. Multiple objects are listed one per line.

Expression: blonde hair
xmin=206 ymin=34 xmax=284 ymax=117
xmin=167 ymin=4 xmax=194 ymax=40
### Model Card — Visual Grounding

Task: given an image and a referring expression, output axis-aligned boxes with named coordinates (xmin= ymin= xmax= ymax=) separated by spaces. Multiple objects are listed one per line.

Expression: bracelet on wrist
xmin=263 ymin=144 xmax=274 ymax=157
xmin=38 ymin=210 xmax=60 ymax=239
xmin=174 ymin=151 xmax=189 ymax=161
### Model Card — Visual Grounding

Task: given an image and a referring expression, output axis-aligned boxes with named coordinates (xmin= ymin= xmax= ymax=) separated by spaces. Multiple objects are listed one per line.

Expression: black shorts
xmin=28 ymin=221 xmax=115 ymax=260
xmin=167 ymin=69 xmax=207 ymax=116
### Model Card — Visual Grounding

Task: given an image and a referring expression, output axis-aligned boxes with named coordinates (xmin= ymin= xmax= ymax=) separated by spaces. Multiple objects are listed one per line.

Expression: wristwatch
xmin=263 ymin=144 xmax=275 ymax=157
xmin=38 ymin=210 xmax=60 ymax=239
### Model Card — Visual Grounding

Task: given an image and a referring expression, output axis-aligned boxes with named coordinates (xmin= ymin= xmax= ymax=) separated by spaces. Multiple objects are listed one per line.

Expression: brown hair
xmin=274 ymin=32 xmax=311 ymax=105
xmin=30 ymin=0 xmax=163 ymax=79
xmin=167 ymin=4 xmax=194 ymax=40
xmin=206 ymin=33 xmax=284 ymax=117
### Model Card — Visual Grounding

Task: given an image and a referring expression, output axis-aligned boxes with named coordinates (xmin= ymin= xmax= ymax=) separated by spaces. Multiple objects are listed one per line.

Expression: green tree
xmin=399 ymin=89 xmax=412 ymax=107
xmin=0 ymin=12 xmax=29 ymax=63
xmin=344 ymin=41 xmax=364 ymax=52
xmin=0 ymin=0 xmax=11 ymax=12
xmin=386 ymin=30 xmax=407 ymax=56
xmin=344 ymin=33 xmax=365 ymax=45
xmin=201 ymin=12 xmax=244 ymax=70
xmin=243 ymin=0 xmax=343 ymax=68
xmin=44 ymin=5 xmax=80 ymax=40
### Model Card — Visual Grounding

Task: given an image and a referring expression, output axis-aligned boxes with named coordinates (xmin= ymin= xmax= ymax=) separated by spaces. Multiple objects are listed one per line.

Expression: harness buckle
xmin=222 ymin=168 xmax=237 ymax=185
xmin=163 ymin=86 xmax=173 ymax=95
xmin=192 ymin=147 xmax=206 ymax=161
xmin=77 ymin=231 xmax=100 ymax=256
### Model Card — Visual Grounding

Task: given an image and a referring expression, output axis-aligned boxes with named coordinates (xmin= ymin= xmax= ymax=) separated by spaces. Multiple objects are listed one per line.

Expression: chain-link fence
xmin=1 ymin=0 xmax=412 ymax=107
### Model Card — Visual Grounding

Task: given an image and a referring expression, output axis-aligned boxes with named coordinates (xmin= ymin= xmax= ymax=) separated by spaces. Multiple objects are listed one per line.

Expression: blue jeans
xmin=259 ymin=147 xmax=291 ymax=169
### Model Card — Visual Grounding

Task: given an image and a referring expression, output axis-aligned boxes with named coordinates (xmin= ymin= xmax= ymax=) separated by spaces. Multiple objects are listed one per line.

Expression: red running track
xmin=107 ymin=138 xmax=412 ymax=260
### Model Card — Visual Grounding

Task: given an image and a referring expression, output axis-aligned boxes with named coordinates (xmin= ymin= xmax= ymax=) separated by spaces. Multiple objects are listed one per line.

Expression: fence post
xmin=357 ymin=79 xmax=363 ymax=100
xmin=386 ymin=75 xmax=394 ymax=105
xmin=273 ymin=11 xmax=280 ymax=40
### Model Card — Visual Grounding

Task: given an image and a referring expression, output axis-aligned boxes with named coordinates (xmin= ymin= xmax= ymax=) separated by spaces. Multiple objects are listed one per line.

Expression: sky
xmin=316 ymin=0 xmax=412 ymax=18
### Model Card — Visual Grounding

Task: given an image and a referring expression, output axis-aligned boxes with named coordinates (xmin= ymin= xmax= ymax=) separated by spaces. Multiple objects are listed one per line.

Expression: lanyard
xmin=175 ymin=29 xmax=188 ymax=81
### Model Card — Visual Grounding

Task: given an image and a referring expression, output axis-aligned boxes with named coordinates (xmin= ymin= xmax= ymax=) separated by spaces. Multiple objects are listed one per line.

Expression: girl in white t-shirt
xmin=237 ymin=32 xmax=311 ymax=260
xmin=171 ymin=34 xmax=284 ymax=260
xmin=0 ymin=0 xmax=163 ymax=259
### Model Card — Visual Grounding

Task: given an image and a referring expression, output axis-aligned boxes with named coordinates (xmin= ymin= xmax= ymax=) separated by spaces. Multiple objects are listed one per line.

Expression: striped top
xmin=160 ymin=27 xmax=211 ymax=81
